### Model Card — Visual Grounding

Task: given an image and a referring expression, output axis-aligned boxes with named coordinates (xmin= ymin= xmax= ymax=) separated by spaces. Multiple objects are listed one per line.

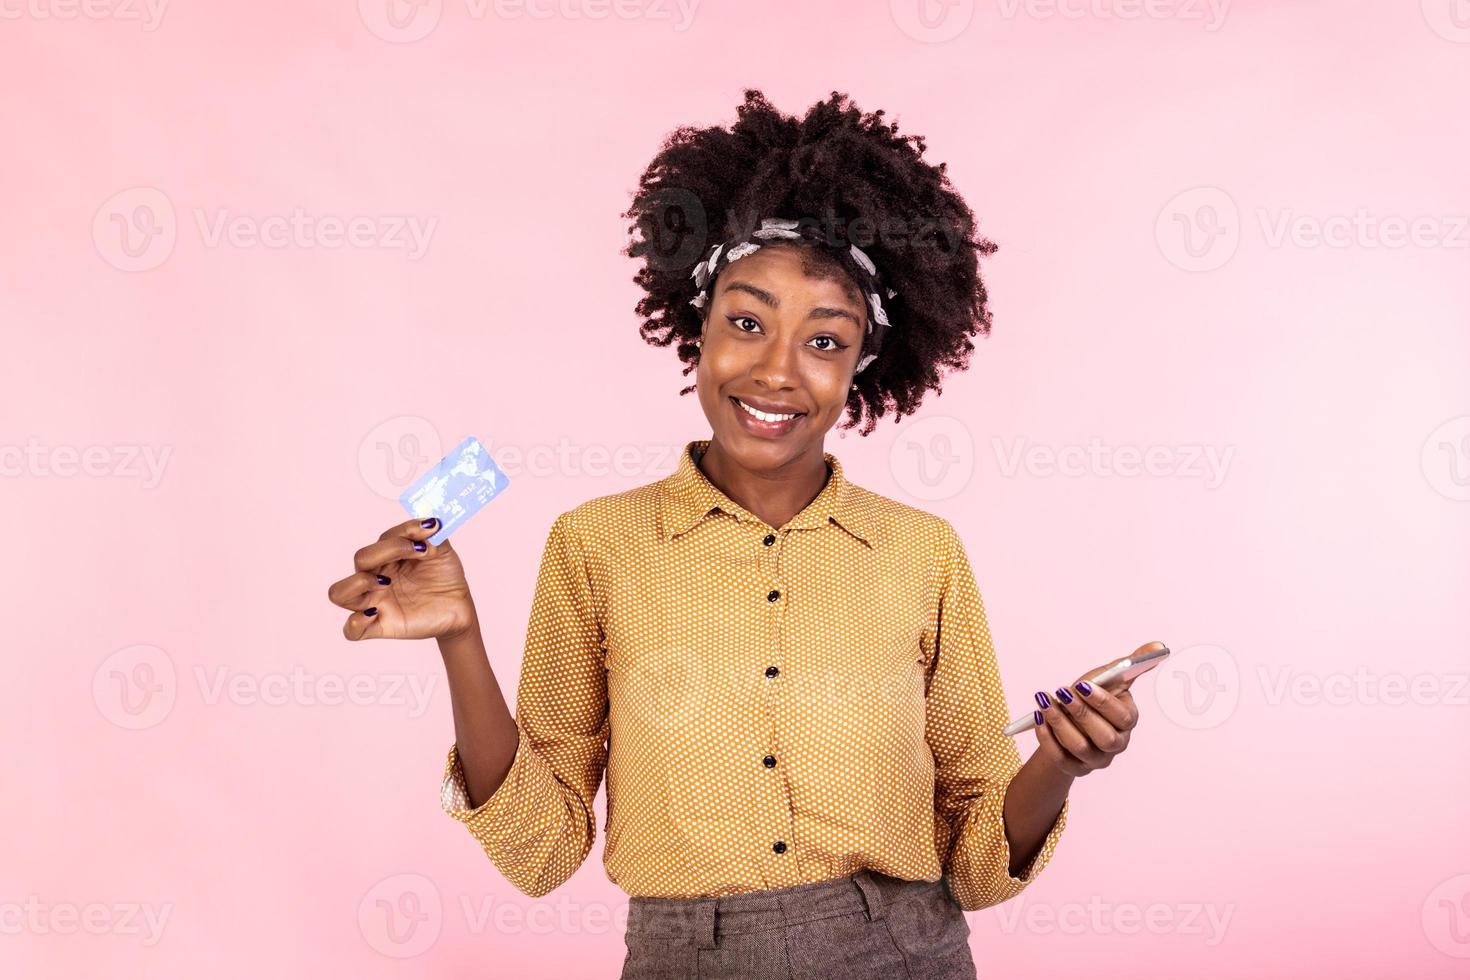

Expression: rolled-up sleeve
xmin=924 ymin=519 xmax=1068 ymax=912
xmin=440 ymin=511 xmax=609 ymax=899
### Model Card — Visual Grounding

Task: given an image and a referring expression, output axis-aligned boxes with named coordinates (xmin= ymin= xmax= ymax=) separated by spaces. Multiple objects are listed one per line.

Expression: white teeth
xmin=736 ymin=398 xmax=800 ymax=423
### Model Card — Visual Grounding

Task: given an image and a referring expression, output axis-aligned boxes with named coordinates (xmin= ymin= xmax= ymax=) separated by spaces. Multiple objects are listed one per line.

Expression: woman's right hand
xmin=327 ymin=518 xmax=476 ymax=642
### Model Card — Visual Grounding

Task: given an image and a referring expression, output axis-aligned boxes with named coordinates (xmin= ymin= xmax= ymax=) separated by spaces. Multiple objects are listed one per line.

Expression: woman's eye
xmin=725 ymin=316 xmax=845 ymax=352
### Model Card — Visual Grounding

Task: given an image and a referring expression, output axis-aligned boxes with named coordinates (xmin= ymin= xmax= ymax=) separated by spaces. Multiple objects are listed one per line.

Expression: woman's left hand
xmin=1031 ymin=666 xmax=1142 ymax=777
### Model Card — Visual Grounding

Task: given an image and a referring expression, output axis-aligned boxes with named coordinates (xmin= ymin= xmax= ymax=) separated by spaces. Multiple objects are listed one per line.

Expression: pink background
xmin=4 ymin=0 xmax=1470 ymax=976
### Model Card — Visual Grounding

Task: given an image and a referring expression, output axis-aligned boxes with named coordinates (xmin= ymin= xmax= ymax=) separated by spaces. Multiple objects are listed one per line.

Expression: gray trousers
xmin=619 ymin=868 xmax=977 ymax=979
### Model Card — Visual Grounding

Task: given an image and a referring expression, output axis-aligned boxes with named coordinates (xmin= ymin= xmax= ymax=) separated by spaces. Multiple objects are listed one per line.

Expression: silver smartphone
xmin=1002 ymin=642 xmax=1170 ymax=737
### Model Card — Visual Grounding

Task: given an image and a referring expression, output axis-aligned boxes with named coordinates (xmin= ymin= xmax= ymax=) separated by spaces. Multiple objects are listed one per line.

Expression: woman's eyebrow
xmin=722 ymin=281 xmax=779 ymax=306
xmin=722 ymin=280 xmax=863 ymax=328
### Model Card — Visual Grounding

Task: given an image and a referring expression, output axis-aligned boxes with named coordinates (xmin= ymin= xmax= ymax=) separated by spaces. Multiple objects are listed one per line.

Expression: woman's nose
xmin=750 ymin=334 xmax=799 ymax=383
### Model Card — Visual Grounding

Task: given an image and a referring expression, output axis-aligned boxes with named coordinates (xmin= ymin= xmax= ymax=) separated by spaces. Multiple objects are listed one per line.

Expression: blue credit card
xmin=398 ymin=436 xmax=511 ymax=545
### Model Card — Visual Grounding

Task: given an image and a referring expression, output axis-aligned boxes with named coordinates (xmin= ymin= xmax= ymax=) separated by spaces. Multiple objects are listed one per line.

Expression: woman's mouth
xmin=729 ymin=396 xmax=806 ymax=438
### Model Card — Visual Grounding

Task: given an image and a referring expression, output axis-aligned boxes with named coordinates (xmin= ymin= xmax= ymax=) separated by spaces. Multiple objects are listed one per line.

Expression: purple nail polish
xmin=413 ymin=541 xmax=426 ymax=552
xmin=364 ymin=607 xmax=377 ymax=617
xmin=1035 ymin=690 xmax=1050 ymax=710
xmin=1033 ymin=710 xmax=1044 ymax=726
xmin=376 ymin=574 xmax=391 ymax=586
xmin=421 ymin=518 xmax=438 ymax=529
xmin=1054 ymin=686 xmax=1074 ymax=705
xmin=1076 ymin=680 xmax=1093 ymax=697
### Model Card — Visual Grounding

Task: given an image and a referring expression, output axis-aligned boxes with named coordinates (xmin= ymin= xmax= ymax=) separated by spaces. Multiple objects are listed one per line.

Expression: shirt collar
xmin=658 ymin=438 xmax=878 ymax=546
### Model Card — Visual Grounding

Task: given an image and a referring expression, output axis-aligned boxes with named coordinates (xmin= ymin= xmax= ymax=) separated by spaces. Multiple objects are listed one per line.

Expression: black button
xmin=762 ymin=755 xmax=776 ymax=768
xmin=763 ymin=534 xmax=776 ymax=546
xmin=767 ymin=589 xmax=780 ymax=602
xmin=772 ymin=841 xmax=787 ymax=854
xmin=765 ymin=666 xmax=779 ymax=677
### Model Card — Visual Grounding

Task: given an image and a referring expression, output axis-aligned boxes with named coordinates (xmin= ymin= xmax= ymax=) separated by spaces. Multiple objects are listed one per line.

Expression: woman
xmin=327 ymin=90 xmax=1144 ymax=979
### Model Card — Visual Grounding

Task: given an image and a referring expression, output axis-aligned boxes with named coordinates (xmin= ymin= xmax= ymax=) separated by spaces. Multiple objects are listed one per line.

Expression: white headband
xmin=688 ymin=217 xmax=897 ymax=375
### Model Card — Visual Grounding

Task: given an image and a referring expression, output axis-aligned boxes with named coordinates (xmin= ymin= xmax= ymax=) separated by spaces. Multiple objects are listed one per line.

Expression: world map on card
xmin=398 ymin=436 xmax=511 ymax=545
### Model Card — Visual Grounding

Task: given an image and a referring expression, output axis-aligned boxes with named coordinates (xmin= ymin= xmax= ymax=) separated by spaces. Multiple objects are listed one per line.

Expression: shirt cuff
xmin=440 ymin=726 xmax=536 ymax=823
xmin=988 ymin=775 xmax=1070 ymax=886
xmin=944 ymin=775 xmax=1070 ymax=911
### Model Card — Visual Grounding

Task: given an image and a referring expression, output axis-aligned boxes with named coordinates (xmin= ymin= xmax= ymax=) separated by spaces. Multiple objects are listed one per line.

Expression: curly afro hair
xmin=622 ymin=88 xmax=997 ymax=436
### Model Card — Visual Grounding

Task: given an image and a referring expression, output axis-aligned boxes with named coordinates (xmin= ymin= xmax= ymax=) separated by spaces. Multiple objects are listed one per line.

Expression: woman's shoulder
xmin=545 ymin=472 xmax=964 ymax=558
xmin=543 ymin=476 xmax=670 ymax=554
xmin=839 ymin=479 xmax=963 ymax=549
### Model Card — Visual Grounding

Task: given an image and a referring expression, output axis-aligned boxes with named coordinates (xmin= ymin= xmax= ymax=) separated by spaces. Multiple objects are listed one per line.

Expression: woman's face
xmin=696 ymin=244 xmax=868 ymax=469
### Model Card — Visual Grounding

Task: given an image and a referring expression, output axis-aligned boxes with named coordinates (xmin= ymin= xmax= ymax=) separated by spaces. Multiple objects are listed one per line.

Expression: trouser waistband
xmin=625 ymin=869 xmax=943 ymax=950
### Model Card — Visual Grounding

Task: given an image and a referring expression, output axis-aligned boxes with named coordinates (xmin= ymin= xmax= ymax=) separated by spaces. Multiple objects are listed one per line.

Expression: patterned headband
xmin=688 ymin=217 xmax=897 ymax=375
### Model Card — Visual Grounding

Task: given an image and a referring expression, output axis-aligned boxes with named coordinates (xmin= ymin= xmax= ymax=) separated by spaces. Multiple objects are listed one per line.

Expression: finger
xmin=342 ymin=606 xmax=384 ymax=641
xmin=1052 ymin=685 xmax=1129 ymax=755
xmin=353 ymin=518 xmax=443 ymax=572
xmin=1034 ymin=713 xmax=1089 ymax=777
xmin=1071 ymin=678 xmax=1140 ymax=732
xmin=380 ymin=516 xmax=444 ymax=544
xmin=1081 ymin=642 xmax=1167 ymax=688
xmin=326 ymin=570 xmax=395 ymax=610
xmin=1036 ymin=694 xmax=1104 ymax=769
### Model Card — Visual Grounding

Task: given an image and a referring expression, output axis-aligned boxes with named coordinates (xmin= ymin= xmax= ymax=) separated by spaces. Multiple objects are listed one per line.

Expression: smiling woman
xmin=330 ymin=88 xmax=1139 ymax=980
xmin=624 ymin=88 xmax=997 ymax=439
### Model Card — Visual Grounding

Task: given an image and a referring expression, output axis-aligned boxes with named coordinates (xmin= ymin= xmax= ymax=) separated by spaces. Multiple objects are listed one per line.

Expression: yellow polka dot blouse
xmin=441 ymin=438 xmax=1068 ymax=912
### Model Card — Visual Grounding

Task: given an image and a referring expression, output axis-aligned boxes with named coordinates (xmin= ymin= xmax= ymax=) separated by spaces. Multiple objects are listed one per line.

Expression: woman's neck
xmin=694 ymin=439 xmax=831 ymax=531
